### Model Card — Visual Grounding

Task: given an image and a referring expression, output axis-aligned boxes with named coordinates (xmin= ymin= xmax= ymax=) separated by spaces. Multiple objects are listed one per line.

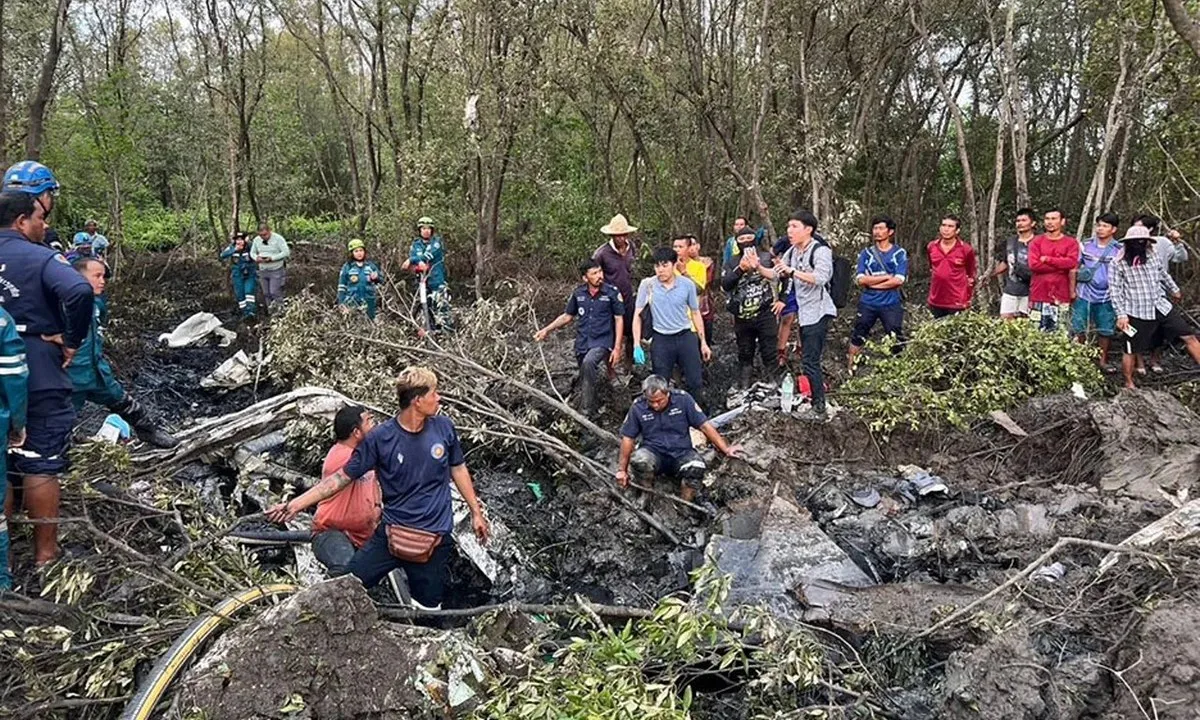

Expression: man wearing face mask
xmin=0 ymin=164 xmax=94 ymax=571
xmin=1110 ymin=225 xmax=1200 ymax=389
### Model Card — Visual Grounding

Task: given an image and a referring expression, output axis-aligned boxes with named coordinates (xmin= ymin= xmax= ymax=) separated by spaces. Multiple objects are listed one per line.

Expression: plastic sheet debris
xmin=201 ymin=349 xmax=272 ymax=390
xmin=897 ymin=465 xmax=949 ymax=498
xmin=1031 ymin=561 xmax=1066 ymax=583
xmin=849 ymin=487 xmax=881 ymax=508
xmin=157 ymin=312 xmax=237 ymax=348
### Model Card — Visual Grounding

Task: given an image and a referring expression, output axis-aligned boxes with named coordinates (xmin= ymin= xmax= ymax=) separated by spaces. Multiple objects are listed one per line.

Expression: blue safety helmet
xmin=2 ymin=160 xmax=60 ymax=196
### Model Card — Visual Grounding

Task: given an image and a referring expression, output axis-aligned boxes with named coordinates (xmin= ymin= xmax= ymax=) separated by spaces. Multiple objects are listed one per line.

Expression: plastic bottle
xmin=780 ymin=373 xmax=795 ymax=414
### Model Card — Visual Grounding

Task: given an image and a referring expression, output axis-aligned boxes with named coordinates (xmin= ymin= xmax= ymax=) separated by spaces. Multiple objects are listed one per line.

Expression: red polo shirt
xmin=927 ymin=238 xmax=978 ymax=310
xmin=1028 ymin=233 xmax=1079 ymax=304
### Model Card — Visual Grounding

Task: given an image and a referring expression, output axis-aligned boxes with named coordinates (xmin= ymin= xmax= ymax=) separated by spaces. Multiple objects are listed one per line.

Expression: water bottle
xmin=780 ymin=373 xmax=795 ymax=414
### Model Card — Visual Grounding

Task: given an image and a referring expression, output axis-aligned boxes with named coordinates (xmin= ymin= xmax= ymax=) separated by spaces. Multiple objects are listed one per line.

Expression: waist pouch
xmin=386 ymin=524 xmax=442 ymax=563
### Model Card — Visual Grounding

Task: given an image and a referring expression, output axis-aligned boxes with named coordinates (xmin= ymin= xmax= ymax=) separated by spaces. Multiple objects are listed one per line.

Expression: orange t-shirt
xmin=312 ymin=442 xmax=382 ymax=548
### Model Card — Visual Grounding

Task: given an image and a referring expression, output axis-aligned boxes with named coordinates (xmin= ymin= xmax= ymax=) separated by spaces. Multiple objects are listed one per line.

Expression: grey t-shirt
xmin=997 ymin=236 xmax=1032 ymax=297
xmin=636 ymin=275 xmax=699 ymax=335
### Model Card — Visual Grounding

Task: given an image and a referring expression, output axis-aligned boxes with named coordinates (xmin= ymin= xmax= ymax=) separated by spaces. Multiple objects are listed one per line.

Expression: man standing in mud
xmin=252 ymin=222 xmax=291 ymax=308
xmin=267 ymin=367 xmax=489 ymax=610
xmin=403 ymin=217 xmax=452 ymax=332
xmin=594 ymin=214 xmax=640 ymax=360
xmin=533 ymin=258 xmax=625 ymax=418
xmin=616 ymin=375 xmax=742 ymax=503
xmin=1028 ymin=208 xmax=1079 ymax=334
xmin=0 ymin=177 xmax=94 ymax=571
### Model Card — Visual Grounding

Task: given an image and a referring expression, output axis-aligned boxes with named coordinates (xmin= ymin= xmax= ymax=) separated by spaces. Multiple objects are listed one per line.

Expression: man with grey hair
xmin=616 ymin=375 xmax=742 ymax=502
xmin=252 ymin=222 xmax=291 ymax=307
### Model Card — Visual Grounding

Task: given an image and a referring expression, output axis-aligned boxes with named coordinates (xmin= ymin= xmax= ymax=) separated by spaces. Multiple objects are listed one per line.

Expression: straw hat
xmin=600 ymin=213 xmax=637 ymax=235
xmin=1122 ymin=225 xmax=1152 ymax=241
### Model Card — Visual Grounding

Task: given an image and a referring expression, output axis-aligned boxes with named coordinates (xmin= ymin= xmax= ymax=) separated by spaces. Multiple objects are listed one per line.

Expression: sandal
xmin=1151 ymin=365 xmax=1165 ymax=374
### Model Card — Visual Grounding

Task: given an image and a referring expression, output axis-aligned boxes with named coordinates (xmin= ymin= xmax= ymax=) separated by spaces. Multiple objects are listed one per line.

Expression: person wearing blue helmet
xmin=0 ymin=167 xmax=93 ymax=570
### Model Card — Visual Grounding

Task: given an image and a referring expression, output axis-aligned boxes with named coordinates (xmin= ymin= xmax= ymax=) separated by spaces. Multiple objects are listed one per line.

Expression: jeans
xmin=347 ymin=525 xmax=453 ymax=608
xmin=577 ymin=347 xmax=610 ymax=416
xmin=650 ymin=330 xmax=704 ymax=403
xmin=733 ymin=311 xmax=777 ymax=369
xmin=799 ymin=315 xmax=831 ymax=412
xmin=312 ymin=530 xmax=357 ymax=577
xmin=259 ymin=267 xmax=287 ymax=306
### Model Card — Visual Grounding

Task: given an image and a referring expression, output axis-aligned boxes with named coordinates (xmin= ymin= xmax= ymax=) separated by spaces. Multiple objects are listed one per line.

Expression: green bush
xmin=277 ymin=214 xmax=352 ymax=243
xmin=123 ymin=207 xmax=213 ymax=251
xmin=841 ymin=312 xmax=1105 ymax=433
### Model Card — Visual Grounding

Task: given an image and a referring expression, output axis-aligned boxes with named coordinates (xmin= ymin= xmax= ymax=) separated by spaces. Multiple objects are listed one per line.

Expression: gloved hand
xmin=633 ymin=345 xmax=646 ymax=366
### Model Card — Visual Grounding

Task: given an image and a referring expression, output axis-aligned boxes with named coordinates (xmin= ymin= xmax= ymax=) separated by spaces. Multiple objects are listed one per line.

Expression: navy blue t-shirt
xmin=564 ymin=282 xmax=625 ymax=356
xmin=620 ymin=390 xmax=708 ymax=459
xmin=343 ymin=415 xmax=464 ymax=534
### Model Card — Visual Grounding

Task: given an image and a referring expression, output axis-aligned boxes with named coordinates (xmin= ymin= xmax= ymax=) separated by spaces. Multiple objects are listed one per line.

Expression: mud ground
xmin=38 ymin=247 xmax=1200 ymax=719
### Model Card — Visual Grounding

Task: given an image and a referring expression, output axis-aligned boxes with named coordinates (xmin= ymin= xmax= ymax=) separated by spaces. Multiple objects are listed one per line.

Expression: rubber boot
xmin=738 ymin=366 xmax=754 ymax=390
xmin=112 ymin=396 xmax=180 ymax=449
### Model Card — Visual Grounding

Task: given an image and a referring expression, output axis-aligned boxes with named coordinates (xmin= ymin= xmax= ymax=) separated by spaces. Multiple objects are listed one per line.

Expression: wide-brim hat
xmin=600 ymin=213 xmax=637 ymax=235
xmin=1122 ymin=225 xmax=1153 ymax=241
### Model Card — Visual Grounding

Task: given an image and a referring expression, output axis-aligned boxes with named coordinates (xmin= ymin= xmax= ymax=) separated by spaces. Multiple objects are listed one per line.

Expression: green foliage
xmin=278 ymin=214 xmax=353 ymax=243
xmin=842 ymin=312 xmax=1105 ymax=432
xmin=474 ymin=564 xmax=826 ymax=720
xmin=122 ymin=207 xmax=214 ymax=251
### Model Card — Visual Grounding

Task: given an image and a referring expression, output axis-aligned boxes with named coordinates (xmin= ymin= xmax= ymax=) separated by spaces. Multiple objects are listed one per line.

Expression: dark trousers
xmin=577 ymin=347 xmax=609 ymax=416
xmin=312 ymin=530 xmax=357 ymax=577
xmin=799 ymin=315 xmax=831 ymax=411
xmin=929 ymin=306 xmax=962 ymax=319
xmin=851 ymin=303 xmax=904 ymax=350
xmin=347 ymin=525 xmax=453 ymax=608
xmin=650 ymin=330 xmax=704 ymax=401
xmin=734 ymin=312 xmax=778 ymax=368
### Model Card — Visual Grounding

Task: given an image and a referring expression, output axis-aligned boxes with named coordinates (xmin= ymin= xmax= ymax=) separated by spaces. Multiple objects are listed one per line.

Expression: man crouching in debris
xmin=615 ymin=375 xmax=742 ymax=503
xmin=68 ymin=258 xmax=179 ymax=448
xmin=267 ymin=367 xmax=489 ymax=610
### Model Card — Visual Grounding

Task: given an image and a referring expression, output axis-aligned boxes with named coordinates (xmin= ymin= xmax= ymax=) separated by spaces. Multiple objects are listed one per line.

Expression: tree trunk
xmin=1075 ymin=37 xmax=1129 ymax=240
xmin=26 ymin=0 xmax=72 ymax=159
xmin=911 ymin=0 xmax=979 ymax=238
xmin=0 ymin=0 xmax=8 ymax=164
xmin=1163 ymin=0 xmax=1200 ymax=61
xmin=1003 ymin=2 xmax=1029 ymax=208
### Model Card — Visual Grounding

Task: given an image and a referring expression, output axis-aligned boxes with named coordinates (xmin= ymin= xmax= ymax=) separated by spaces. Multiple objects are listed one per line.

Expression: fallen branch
xmin=901 ymin=537 xmax=1167 ymax=650
xmin=351 ymin=334 xmax=621 ymax=446
xmin=1099 ymin=497 xmax=1200 ymax=573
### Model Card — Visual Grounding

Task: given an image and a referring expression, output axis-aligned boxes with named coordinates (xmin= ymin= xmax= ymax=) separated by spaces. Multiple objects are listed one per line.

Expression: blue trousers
xmin=347 ymin=525 xmax=453 ymax=608
xmin=232 ymin=274 xmax=258 ymax=317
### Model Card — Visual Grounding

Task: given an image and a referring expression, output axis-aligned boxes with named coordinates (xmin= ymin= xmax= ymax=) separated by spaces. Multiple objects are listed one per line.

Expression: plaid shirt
xmin=1110 ymin=249 xmax=1179 ymax=320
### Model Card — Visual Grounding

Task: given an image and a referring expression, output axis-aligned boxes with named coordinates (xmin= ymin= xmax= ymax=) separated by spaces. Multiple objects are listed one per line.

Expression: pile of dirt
xmin=177 ymin=577 xmax=496 ymax=719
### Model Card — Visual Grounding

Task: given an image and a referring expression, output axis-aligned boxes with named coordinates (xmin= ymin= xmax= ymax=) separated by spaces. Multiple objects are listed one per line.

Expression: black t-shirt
xmin=996 ymin=236 xmax=1032 ymax=297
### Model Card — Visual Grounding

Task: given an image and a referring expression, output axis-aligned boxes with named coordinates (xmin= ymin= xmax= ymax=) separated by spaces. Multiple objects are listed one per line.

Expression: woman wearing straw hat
xmin=1110 ymin=224 xmax=1200 ymax=389
xmin=593 ymin=214 xmax=641 ymax=359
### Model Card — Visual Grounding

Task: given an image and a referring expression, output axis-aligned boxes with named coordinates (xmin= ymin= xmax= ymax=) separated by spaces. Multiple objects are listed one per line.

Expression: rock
xmin=707 ymin=496 xmax=873 ymax=621
xmin=177 ymin=576 xmax=493 ymax=719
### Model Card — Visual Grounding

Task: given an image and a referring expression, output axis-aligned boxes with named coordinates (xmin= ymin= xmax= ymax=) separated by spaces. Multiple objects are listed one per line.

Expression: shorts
xmin=780 ymin=291 xmax=797 ymax=318
xmin=630 ymin=446 xmax=707 ymax=489
xmin=10 ymin=390 xmax=74 ymax=476
xmin=1125 ymin=307 xmax=1195 ymax=355
xmin=1070 ymin=298 xmax=1116 ymax=337
xmin=1000 ymin=293 xmax=1030 ymax=317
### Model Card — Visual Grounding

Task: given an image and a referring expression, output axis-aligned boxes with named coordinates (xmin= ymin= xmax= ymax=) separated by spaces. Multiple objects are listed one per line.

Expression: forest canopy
xmin=4 ymin=0 xmax=1200 ymax=275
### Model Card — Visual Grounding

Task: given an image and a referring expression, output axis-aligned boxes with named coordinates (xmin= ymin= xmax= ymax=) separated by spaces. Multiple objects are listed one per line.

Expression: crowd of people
xmin=1 ymin=155 xmax=1197 ymax=606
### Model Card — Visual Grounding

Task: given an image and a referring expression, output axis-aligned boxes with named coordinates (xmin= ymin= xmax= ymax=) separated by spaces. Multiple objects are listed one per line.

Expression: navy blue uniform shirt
xmin=343 ymin=415 xmax=465 ymax=535
xmin=564 ymin=282 xmax=625 ymax=356
xmin=620 ymin=390 xmax=708 ymax=459
xmin=0 ymin=229 xmax=94 ymax=392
